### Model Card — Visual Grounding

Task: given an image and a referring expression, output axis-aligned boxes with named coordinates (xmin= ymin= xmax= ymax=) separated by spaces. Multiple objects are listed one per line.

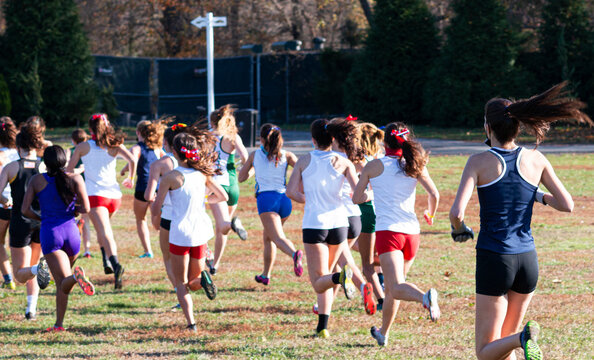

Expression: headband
xmin=171 ymin=123 xmax=187 ymax=131
xmin=391 ymin=128 xmax=409 ymax=144
xmin=180 ymin=146 xmax=199 ymax=161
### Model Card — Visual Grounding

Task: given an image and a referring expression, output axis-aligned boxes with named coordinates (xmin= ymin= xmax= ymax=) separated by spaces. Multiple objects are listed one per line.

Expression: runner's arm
xmin=206 ymin=176 xmax=229 ymax=204
xmin=21 ymin=175 xmax=41 ymax=221
xmin=73 ymin=174 xmax=90 ymax=214
xmin=449 ymin=156 xmax=478 ymax=230
xmin=120 ymin=144 xmax=139 ymax=176
xmin=418 ymin=166 xmax=439 ymax=219
xmin=287 ymin=156 xmax=307 ymax=203
xmin=238 ymin=151 xmax=255 ymax=183
xmin=539 ymin=156 xmax=573 ymax=212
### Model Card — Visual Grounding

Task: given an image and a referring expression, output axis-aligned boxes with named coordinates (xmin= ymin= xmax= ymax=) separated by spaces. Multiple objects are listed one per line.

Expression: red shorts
xmin=375 ymin=231 xmax=420 ymax=260
xmin=88 ymin=196 xmax=121 ymax=214
xmin=169 ymin=243 xmax=206 ymax=259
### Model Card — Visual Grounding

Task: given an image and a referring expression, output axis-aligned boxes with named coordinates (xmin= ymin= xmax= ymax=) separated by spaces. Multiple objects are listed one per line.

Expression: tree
xmin=1 ymin=0 xmax=96 ymax=125
xmin=344 ymin=0 xmax=439 ymax=124
xmin=423 ymin=0 xmax=529 ymax=127
xmin=0 ymin=74 xmax=11 ymax=116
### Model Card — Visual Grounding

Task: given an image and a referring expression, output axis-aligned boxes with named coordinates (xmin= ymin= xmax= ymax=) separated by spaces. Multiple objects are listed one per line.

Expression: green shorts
xmin=359 ymin=201 xmax=376 ymax=234
xmin=222 ymin=170 xmax=240 ymax=206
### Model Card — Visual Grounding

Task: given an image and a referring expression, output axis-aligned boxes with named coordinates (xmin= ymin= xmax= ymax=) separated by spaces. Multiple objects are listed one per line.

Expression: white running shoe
xmin=370 ymin=326 xmax=387 ymax=346
xmin=422 ymin=288 xmax=440 ymax=322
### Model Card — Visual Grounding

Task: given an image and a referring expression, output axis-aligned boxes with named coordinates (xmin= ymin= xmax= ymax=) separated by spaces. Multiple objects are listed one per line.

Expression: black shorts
xmin=476 ymin=248 xmax=539 ymax=296
xmin=9 ymin=226 xmax=40 ymax=248
xmin=160 ymin=218 xmax=171 ymax=231
xmin=0 ymin=207 xmax=10 ymax=221
xmin=134 ymin=190 xmax=147 ymax=202
xmin=347 ymin=216 xmax=362 ymax=240
xmin=303 ymin=227 xmax=348 ymax=245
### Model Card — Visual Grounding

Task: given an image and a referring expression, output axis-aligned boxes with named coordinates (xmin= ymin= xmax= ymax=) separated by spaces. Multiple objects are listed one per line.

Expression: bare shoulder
xmin=295 ymin=153 xmax=310 ymax=170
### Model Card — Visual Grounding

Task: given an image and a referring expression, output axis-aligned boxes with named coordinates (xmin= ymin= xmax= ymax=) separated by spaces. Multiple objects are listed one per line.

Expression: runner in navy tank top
xmin=449 ymin=82 xmax=592 ymax=360
xmin=22 ymin=146 xmax=95 ymax=331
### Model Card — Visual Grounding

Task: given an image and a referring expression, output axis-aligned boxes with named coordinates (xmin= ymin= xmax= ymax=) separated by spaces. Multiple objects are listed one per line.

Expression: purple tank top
xmin=38 ymin=174 xmax=76 ymax=224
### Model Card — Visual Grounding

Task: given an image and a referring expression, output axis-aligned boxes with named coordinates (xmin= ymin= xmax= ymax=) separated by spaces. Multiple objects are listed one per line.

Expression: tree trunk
xmin=359 ymin=0 xmax=373 ymax=25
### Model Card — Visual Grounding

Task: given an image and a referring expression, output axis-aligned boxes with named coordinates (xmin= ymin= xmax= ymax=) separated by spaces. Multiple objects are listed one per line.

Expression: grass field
xmin=0 ymin=153 xmax=592 ymax=359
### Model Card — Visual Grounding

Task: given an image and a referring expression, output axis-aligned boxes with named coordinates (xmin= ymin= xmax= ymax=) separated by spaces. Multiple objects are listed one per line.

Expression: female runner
xmin=21 ymin=145 xmax=95 ymax=331
xmin=353 ymin=122 xmax=440 ymax=347
xmin=67 ymin=113 xmax=136 ymax=289
xmin=449 ymin=82 xmax=591 ymax=360
xmin=237 ymin=123 xmax=303 ymax=285
xmin=151 ymin=129 xmax=225 ymax=331
xmin=287 ymin=118 xmax=359 ymax=338
xmin=68 ymin=129 xmax=92 ymax=258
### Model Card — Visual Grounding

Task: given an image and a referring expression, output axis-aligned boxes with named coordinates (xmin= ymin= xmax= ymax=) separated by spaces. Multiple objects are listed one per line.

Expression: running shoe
xmin=25 ymin=312 xmax=36 ymax=321
xmin=186 ymin=323 xmax=197 ymax=332
xmin=378 ymin=272 xmax=385 ymax=292
xmin=293 ymin=250 xmax=303 ymax=277
xmin=171 ymin=303 xmax=181 ymax=311
xmin=230 ymin=217 xmax=248 ymax=241
xmin=45 ymin=325 xmax=65 ymax=332
xmin=200 ymin=270 xmax=217 ymax=300
xmin=2 ymin=281 xmax=16 ymax=290
xmin=317 ymin=329 xmax=330 ymax=339
xmin=255 ymin=274 xmax=270 ymax=286
xmin=83 ymin=252 xmax=92 ymax=259
xmin=422 ymin=288 xmax=440 ymax=322
xmin=377 ymin=301 xmax=383 ymax=312
xmin=339 ymin=264 xmax=356 ymax=300
xmin=370 ymin=326 xmax=387 ymax=346
xmin=72 ymin=266 xmax=95 ymax=296
xmin=209 ymin=266 xmax=217 ymax=276
xmin=520 ymin=321 xmax=542 ymax=360
xmin=114 ymin=265 xmax=124 ymax=290
xmin=362 ymin=283 xmax=376 ymax=315
xmin=36 ymin=257 xmax=51 ymax=290
xmin=312 ymin=303 xmax=318 ymax=315
xmin=104 ymin=264 xmax=114 ymax=275
xmin=138 ymin=253 xmax=154 ymax=259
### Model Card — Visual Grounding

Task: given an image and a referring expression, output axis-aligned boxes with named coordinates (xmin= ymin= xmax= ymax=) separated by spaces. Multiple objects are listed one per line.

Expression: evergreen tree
xmin=0 ymin=75 xmax=11 ymax=116
xmin=344 ymin=0 xmax=439 ymax=124
xmin=538 ymin=0 xmax=594 ymax=116
xmin=1 ymin=0 xmax=96 ymax=125
xmin=423 ymin=0 xmax=529 ymax=127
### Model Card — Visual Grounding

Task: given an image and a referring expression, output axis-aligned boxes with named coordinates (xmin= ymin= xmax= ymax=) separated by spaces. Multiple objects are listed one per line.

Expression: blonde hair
xmin=138 ymin=118 xmax=168 ymax=150
xmin=358 ymin=122 xmax=384 ymax=157
xmin=210 ymin=104 xmax=238 ymax=142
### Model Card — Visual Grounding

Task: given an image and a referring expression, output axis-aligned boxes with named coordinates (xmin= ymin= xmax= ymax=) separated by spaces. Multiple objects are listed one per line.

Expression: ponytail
xmin=485 ymin=82 xmax=593 ymax=145
xmin=16 ymin=117 xmax=45 ymax=151
xmin=326 ymin=117 xmax=364 ymax=162
xmin=139 ymin=118 xmax=169 ymax=150
xmin=172 ymin=131 xmax=220 ymax=176
xmin=0 ymin=117 xmax=17 ymax=149
xmin=358 ymin=122 xmax=384 ymax=157
xmin=43 ymin=146 xmax=76 ymax=207
xmin=210 ymin=104 xmax=238 ymax=142
xmin=384 ymin=122 xmax=427 ymax=178
xmin=89 ymin=113 xmax=125 ymax=148
xmin=260 ymin=123 xmax=283 ymax=166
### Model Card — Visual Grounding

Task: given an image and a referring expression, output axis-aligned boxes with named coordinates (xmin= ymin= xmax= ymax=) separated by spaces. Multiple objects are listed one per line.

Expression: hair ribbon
xmin=171 ymin=123 xmax=187 ymax=131
xmin=391 ymin=128 xmax=409 ymax=144
xmin=92 ymin=114 xmax=109 ymax=126
xmin=346 ymin=114 xmax=358 ymax=121
xmin=180 ymin=146 xmax=199 ymax=161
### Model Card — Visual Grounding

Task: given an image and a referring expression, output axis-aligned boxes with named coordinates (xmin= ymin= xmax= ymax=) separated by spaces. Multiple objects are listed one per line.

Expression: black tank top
xmin=10 ymin=158 xmax=41 ymax=228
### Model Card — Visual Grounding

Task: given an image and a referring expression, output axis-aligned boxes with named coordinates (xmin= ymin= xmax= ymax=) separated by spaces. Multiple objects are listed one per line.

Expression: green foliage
xmin=314 ymin=50 xmax=356 ymax=115
xmin=344 ymin=0 xmax=439 ymax=124
xmin=423 ymin=0 xmax=531 ymax=127
xmin=0 ymin=74 xmax=11 ymax=116
xmin=537 ymin=0 xmax=594 ymax=116
xmin=0 ymin=0 xmax=96 ymax=125
xmin=96 ymin=85 xmax=120 ymax=121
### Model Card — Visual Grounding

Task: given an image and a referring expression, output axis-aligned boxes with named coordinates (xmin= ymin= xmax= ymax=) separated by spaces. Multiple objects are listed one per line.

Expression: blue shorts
xmin=256 ymin=191 xmax=292 ymax=219
xmin=40 ymin=219 xmax=80 ymax=257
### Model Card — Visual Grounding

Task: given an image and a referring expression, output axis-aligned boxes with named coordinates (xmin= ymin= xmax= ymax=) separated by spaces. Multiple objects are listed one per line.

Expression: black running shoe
xmin=104 ymin=264 xmax=114 ymax=275
xmin=25 ymin=312 xmax=36 ymax=321
xmin=114 ymin=265 xmax=124 ymax=290
xmin=200 ymin=270 xmax=217 ymax=300
xmin=210 ymin=267 xmax=217 ymax=276
xmin=230 ymin=217 xmax=248 ymax=241
xmin=186 ymin=323 xmax=197 ymax=332
xmin=36 ymin=257 xmax=51 ymax=290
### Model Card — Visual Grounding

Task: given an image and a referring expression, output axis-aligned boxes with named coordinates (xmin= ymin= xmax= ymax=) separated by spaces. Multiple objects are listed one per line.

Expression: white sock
xmin=26 ymin=295 xmax=38 ymax=314
xmin=30 ymin=265 xmax=38 ymax=276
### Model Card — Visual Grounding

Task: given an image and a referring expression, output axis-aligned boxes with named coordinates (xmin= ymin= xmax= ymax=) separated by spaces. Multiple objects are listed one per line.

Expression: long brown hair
xmin=359 ymin=122 xmax=384 ymax=157
xmin=260 ymin=123 xmax=283 ymax=166
xmin=326 ymin=117 xmax=364 ymax=162
xmin=0 ymin=117 xmax=17 ymax=149
xmin=172 ymin=130 xmax=220 ymax=176
xmin=210 ymin=104 xmax=238 ymax=142
xmin=384 ymin=122 xmax=427 ymax=178
xmin=16 ymin=117 xmax=45 ymax=151
xmin=44 ymin=145 xmax=76 ymax=207
xmin=89 ymin=113 xmax=125 ymax=148
xmin=138 ymin=118 xmax=168 ymax=150
xmin=485 ymin=82 xmax=593 ymax=145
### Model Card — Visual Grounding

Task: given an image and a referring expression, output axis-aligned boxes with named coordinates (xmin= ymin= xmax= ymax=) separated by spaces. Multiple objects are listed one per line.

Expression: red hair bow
xmin=92 ymin=113 xmax=109 ymax=127
xmin=346 ymin=114 xmax=358 ymax=122
xmin=171 ymin=123 xmax=187 ymax=131
xmin=391 ymin=128 xmax=409 ymax=144
xmin=180 ymin=146 xmax=199 ymax=161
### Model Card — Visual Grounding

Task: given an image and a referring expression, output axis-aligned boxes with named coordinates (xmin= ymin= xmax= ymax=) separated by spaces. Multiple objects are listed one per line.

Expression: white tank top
xmin=302 ymin=150 xmax=349 ymax=229
xmin=254 ymin=147 xmax=288 ymax=194
xmin=213 ymin=136 xmax=231 ymax=186
xmin=81 ymin=140 xmax=121 ymax=198
xmin=160 ymin=153 xmax=178 ymax=220
xmin=169 ymin=166 xmax=213 ymax=247
xmin=369 ymin=156 xmax=420 ymax=234
xmin=336 ymin=151 xmax=361 ymax=217
xmin=0 ymin=148 xmax=19 ymax=204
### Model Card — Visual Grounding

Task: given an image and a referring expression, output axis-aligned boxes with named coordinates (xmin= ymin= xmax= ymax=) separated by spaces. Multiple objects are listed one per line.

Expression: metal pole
xmin=285 ymin=54 xmax=289 ymax=124
xmin=249 ymin=55 xmax=254 ymax=110
xmin=206 ymin=12 xmax=215 ymax=120
xmin=257 ymin=54 xmax=261 ymax=127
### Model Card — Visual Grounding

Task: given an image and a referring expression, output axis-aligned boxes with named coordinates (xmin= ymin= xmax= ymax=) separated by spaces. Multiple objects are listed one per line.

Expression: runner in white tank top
xmin=238 ymin=124 xmax=302 ymax=286
xmin=353 ymin=122 xmax=440 ymax=347
xmin=66 ymin=113 xmax=136 ymax=290
xmin=151 ymin=131 xmax=226 ymax=331
xmin=286 ymin=119 xmax=361 ymax=339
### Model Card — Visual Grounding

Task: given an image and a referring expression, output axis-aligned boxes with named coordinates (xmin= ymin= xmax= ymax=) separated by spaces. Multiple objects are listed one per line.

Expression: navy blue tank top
xmin=477 ymin=147 xmax=538 ymax=254
xmin=135 ymin=142 xmax=159 ymax=192
xmin=38 ymin=174 xmax=76 ymax=224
